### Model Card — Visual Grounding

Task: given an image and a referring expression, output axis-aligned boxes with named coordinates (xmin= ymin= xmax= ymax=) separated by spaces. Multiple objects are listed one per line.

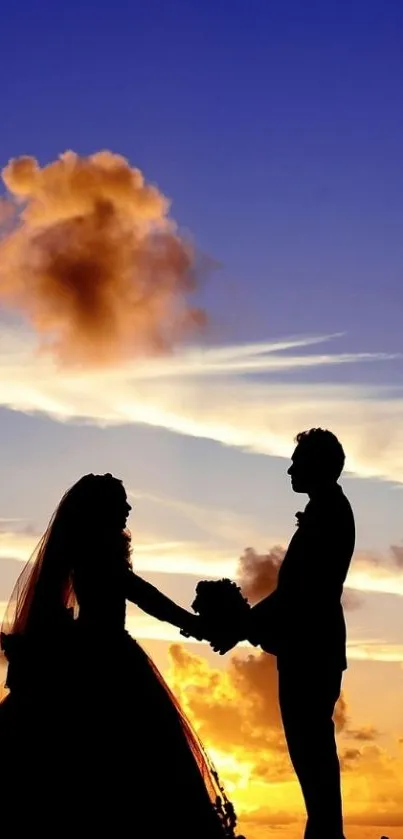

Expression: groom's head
xmin=288 ymin=428 xmax=345 ymax=494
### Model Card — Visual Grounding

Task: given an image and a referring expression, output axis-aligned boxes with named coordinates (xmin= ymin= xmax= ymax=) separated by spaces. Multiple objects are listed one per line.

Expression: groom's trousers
xmin=278 ymin=663 xmax=344 ymax=839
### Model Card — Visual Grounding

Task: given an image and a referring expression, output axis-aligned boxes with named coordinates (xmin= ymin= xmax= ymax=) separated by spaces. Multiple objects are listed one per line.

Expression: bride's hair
xmin=0 ymin=473 xmax=131 ymax=645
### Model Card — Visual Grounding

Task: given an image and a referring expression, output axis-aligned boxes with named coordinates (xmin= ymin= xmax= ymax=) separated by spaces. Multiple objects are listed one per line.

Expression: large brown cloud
xmin=0 ymin=151 xmax=205 ymax=367
xmin=236 ymin=546 xmax=283 ymax=603
xmin=391 ymin=545 xmax=403 ymax=568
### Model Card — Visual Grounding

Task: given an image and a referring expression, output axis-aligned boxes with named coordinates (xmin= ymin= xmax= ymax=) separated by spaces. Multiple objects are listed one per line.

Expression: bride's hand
xmin=179 ymin=613 xmax=206 ymax=642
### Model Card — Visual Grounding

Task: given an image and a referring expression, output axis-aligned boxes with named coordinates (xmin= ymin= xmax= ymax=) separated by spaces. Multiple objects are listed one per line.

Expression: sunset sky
xmin=1 ymin=2 xmax=403 ymax=837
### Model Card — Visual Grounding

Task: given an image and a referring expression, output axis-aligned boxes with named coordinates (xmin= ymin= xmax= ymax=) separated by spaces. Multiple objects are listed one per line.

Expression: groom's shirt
xmin=250 ymin=484 xmax=355 ymax=671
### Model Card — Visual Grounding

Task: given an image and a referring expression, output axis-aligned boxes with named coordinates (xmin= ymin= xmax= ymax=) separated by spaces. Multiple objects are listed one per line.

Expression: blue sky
xmin=0 ymin=4 xmax=403 ymax=804
xmin=1 ymin=0 xmax=402 ymax=355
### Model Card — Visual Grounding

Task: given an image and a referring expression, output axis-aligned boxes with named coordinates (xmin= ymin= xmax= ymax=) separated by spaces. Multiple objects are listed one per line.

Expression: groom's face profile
xmin=288 ymin=445 xmax=311 ymax=493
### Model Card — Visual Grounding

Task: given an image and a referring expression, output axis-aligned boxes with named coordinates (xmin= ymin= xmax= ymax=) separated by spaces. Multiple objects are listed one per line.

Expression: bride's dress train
xmin=1 ymin=619 xmax=237 ymax=837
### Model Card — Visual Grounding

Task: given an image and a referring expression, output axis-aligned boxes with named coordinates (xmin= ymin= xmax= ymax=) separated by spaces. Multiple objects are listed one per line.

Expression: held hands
xmin=180 ymin=617 xmax=241 ymax=654
xmin=209 ymin=631 xmax=242 ymax=656
xmin=179 ymin=613 xmax=207 ymax=643
xmin=180 ymin=604 xmax=273 ymax=656
xmin=179 ymin=611 xmax=243 ymax=654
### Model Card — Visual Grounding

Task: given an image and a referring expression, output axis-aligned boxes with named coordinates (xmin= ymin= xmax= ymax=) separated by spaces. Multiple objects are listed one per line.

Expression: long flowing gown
xmin=0 ymin=562 xmax=241 ymax=838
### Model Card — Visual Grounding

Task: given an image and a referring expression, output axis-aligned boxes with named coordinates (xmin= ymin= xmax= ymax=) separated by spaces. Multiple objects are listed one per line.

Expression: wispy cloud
xmin=129 ymin=489 xmax=272 ymax=548
xmin=346 ymin=640 xmax=403 ymax=663
xmin=0 ymin=528 xmax=237 ymax=576
xmin=0 ymin=326 xmax=402 ymax=484
xmin=348 ymin=560 xmax=403 ymax=598
xmin=0 ymin=530 xmax=37 ymax=561
xmin=2 ymin=517 xmax=403 ymax=600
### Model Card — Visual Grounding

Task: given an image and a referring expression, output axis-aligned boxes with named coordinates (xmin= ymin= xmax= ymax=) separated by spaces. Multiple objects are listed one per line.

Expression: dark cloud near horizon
xmin=236 ymin=545 xmax=362 ymax=610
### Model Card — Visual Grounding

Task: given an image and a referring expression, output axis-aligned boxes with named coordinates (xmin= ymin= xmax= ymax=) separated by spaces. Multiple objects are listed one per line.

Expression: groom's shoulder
xmin=336 ymin=485 xmax=354 ymax=519
xmin=320 ymin=484 xmax=351 ymax=507
xmin=325 ymin=488 xmax=356 ymax=549
xmin=339 ymin=488 xmax=356 ymax=536
xmin=309 ymin=485 xmax=355 ymax=527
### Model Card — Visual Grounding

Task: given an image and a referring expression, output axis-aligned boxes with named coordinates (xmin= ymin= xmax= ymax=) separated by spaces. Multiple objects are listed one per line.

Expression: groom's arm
xmin=125 ymin=571 xmax=203 ymax=638
xmin=247 ymin=590 xmax=280 ymax=653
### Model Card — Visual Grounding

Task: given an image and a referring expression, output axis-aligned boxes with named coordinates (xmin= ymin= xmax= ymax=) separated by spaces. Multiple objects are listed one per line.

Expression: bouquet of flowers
xmin=186 ymin=578 xmax=251 ymax=654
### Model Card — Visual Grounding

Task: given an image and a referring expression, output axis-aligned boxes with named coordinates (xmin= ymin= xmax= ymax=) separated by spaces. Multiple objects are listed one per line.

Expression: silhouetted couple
xmin=0 ymin=427 xmax=354 ymax=839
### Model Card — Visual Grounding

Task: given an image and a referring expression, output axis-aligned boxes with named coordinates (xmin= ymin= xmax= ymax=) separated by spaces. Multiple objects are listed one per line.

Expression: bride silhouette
xmin=0 ymin=474 xmax=242 ymax=837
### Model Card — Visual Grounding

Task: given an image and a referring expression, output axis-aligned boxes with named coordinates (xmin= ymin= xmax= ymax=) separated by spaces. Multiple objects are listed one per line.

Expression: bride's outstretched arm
xmin=125 ymin=570 xmax=203 ymax=638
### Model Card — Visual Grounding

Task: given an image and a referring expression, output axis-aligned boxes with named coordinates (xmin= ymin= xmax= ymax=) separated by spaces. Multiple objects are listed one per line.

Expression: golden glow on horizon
xmin=165 ymin=644 xmax=403 ymax=838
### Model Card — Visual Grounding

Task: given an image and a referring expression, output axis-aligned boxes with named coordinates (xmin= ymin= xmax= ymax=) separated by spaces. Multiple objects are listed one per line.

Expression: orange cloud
xmin=0 ymin=151 xmax=204 ymax=367
xmin=168 ymin=644 xmax=289 ymax=780
xmin=236 ymin=547 xmax=283 ymax=603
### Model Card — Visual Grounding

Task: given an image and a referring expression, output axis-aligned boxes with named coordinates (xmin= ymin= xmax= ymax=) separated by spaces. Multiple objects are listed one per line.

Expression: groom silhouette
xmin=247 ymin=429 xmax=354 ymax=839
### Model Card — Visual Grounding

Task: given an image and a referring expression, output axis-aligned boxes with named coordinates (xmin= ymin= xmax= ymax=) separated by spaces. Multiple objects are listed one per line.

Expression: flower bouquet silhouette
xmin=183 ymin=578 xmax=251 ymax=654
